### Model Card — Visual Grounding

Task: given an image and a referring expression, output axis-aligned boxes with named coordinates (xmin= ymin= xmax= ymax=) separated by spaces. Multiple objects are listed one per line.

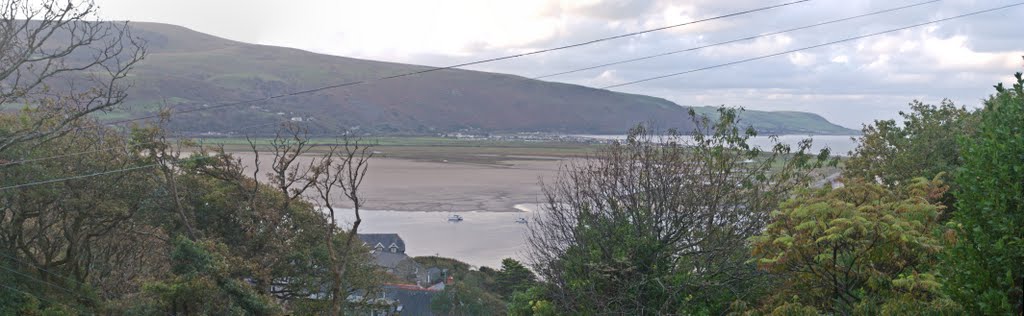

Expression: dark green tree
xmin=944 ymin=72 xmax=1024 ymax=314
xmin=495 ymin=258 xmax=536 ymax=297
xmin=130 ymin=237 xmax=279 ymax=315
xmin=431 ymin=281 xmax=506 ymax=316
xmin=845 ymin=100 xmax=975 ymax=197
xmin=526 ymin=108 xmax=834 ymax=315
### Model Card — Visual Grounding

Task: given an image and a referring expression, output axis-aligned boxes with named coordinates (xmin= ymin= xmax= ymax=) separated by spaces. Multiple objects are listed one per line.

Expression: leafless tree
xmin=0 ymin=0 xmax=145 ymax=153
xmin=312 ymin=136 xmax=374 ymax=315
xmin=237 ymin=122 xmax=325 ymax=295
xmin=236 ymin=123 xmax=377 ymax=310
xmin=525 ymin=108 xmax=833 ymax=314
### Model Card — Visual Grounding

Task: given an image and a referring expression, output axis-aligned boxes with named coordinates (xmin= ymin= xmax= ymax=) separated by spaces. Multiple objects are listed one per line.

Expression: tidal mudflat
xmin=234 ymin=152 xmax=565 ymax=212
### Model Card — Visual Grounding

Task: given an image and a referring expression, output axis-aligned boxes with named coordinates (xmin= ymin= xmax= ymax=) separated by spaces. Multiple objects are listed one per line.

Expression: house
xmin=353 ymin=233 xmax=452 ymax=315
xmin=425 ymin=267 xmax=444 ymax=285
xmin=358 ymin=234 xmax=418 ymax=279
xmin=382 ymin=284 xmax=439 ymax=316
xmin=358 ymin=233 xmax=406 ymax=254
xmin=348 ymin=284 xmax=440 ymax=316
xmin=358 ymin=234 xmax=443 ymax=287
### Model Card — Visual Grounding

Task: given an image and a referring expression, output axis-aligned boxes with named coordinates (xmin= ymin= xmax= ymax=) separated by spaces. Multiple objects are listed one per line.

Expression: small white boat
xmin=515 ymin=217 xmax=528 ymax=224
xmin=447 ymin=214 xmax=464 ymax=222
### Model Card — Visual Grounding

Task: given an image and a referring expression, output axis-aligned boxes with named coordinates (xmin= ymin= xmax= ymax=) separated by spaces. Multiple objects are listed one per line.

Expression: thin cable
xmin=533 ymin=0 xmax=939 ymax=80
xmin=0 ymin=142 xmax=156 ymax=167
xmin=0 ymin=264 xmax=89 ymax=299
xmin=0 ymin=119 xmax=294 ymax=168
xmin=0 ymin=163 xmax=159 ymax=191
xmin=0 ymin=283 xmax=91 ymax=315
xmin=0 ymin=252 xmax=175 ymax=316
xmin=603 ymin=2 xmax=1024 ymax=89
xmin=1 ymin=135 xmax=321 ymax=191
xmin=0 ymin=1 xmax=928 ymax=167
xmin=102 ymin=0 xmax=812 ymax=126
xmin=8 ymin=3 xmax=1021 ymax=191
xmin=0 ymin=253 xmax=84 ymax=289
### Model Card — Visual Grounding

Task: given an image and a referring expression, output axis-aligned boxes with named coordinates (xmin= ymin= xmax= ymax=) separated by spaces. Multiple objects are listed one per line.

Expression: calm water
xmin=335 ymin=204 xmax=542 ymax=269
xmin=333 ymin=135 xmax=861 ymax=268
xmin=575 ymin=135 xmax=861 ymax=156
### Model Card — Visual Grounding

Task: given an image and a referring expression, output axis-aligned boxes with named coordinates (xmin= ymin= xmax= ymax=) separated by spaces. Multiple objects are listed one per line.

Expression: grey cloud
xmin=95 ymin=0 xmax=1024 ymax=129
xmin=497 ymin=1 xmax=1020 ymax=127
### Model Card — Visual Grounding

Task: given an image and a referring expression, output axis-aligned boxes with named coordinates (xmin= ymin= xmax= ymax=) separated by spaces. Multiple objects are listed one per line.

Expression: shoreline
xmin=233 ymin=153 xmax=563 ymax=213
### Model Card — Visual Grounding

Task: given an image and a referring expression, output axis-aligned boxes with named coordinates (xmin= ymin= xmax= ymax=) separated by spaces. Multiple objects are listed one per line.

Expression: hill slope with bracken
xmin=98 ymin=22 xmax=855 ymax=135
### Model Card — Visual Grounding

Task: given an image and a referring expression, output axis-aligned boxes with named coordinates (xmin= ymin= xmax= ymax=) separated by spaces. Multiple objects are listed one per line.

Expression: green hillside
xmin=692 ymin=106 xmax=858 ymax=135
xmin=84 ymin=22 xmax=855 ymax=136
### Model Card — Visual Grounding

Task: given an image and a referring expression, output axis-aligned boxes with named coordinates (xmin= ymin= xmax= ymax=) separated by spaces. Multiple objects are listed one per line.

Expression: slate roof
xmin=372 ymin=251 xmax=413 ymax=270
xmin=383 ymin=284 xmax=438 ymax=316
xmin=357 ymin=233 xmax=406 ymax=253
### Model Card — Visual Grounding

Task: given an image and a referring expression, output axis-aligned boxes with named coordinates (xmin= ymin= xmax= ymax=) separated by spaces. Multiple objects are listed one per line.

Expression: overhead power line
xmin=532 ymin=0 xmax=939 ymax=80
xmin=2 ymin=0 xmax=933 ymax=168
xmin=102 ymin=0 xmax=812 ymax=126
xmin=0 ymin=265 xmax=92 ymax=302
xmin=0 ymin=141 xmax=156 ymax=168
xmin=602 ymin=2 xmax=1024 ymax=89
xmin=0 ymin=251 xmax=174 ymax=316
xmin=0 ymin=163 xmax=159 ymax=191
xmin=0 ymin=1 xmax=812 ymax=167
xmin=0 ymin=284 xmax=91 ymax=315
xmin=0 ymin=118 xmax=294 ymax=168
xmin=3 ymin=3 xmax=1021 ymax=191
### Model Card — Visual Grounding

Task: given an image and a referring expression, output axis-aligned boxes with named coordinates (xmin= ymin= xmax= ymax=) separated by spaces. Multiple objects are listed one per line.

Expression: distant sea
xmin=573 ymin=135 xmax=861 ymax=156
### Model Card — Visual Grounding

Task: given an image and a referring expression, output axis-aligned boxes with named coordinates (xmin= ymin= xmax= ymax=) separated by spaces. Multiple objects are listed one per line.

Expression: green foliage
xmin=130 ymin=237 xmax=279 ymax=316
xmin=0 ymin=279 xmax=75 ymax=316
xmin=845 ymin=99 xmax=975 ymax=190
xmin=409 ymin=256 xmax=519 ymax=315
xmin=944 ymin=72 xmax=1024 ymax=314
xmin=2 ymin=113 xmax=381 ymax=314
xmin=495 ymin=258 xmax=536 ymax=297
xmin=1 ymin=115 xmax=161 ymax=313
xmin=507 ymin=286 xmax=556 ymax=316
xmin=528 ymin=107 xmax=834 ymax=315
xmin=414 ymin=256 xmax=473 ymax=275
xmin=431 ymin=280 xmax=506 ymax=316
xmin=768 ymin=301 xmax=819 ymax=316
xmin=749 ymin=178 xmax=959 ymax=315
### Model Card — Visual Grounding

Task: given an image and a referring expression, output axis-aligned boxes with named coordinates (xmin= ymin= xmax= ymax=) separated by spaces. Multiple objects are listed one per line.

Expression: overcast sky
xmin=93 ymin=0 xmax=1023 ymax=128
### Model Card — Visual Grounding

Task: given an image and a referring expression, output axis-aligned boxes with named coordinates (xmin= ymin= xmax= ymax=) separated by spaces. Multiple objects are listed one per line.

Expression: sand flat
xmin=232 ymin=152 xmax=564 ymax=212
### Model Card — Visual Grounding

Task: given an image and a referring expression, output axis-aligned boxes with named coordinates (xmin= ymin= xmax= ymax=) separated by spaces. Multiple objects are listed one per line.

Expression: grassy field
xmin=188 ymin=136 xmax=846 ymax=169
xmin=192 ymin=136 xmax=600 ymax=165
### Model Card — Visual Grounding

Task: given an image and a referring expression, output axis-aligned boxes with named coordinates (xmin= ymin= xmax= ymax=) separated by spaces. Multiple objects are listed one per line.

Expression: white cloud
xmin=588 ymin=70 xmax=623 ymax=86
xmin=90 ymin=0 xmax=1024 ymax=128
xmin=788 ymin=52 xmax=816 ymax=67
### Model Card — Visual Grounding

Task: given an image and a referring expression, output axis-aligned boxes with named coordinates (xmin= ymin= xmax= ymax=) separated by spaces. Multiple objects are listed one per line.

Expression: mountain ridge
xmin=92 ymin=22 xmax=857 ymax=136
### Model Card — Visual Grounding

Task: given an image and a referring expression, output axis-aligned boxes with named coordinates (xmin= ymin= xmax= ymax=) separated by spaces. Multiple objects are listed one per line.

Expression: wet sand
xmin=233 ymin=152 xmax=565 ymax=212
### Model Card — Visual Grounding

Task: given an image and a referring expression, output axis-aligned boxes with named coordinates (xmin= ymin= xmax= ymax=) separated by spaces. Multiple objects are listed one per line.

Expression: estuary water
xmin=329 ymin=135 xmax=861 ymax=268
xmin=335 ymin=204 xmax=542 ymax=269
